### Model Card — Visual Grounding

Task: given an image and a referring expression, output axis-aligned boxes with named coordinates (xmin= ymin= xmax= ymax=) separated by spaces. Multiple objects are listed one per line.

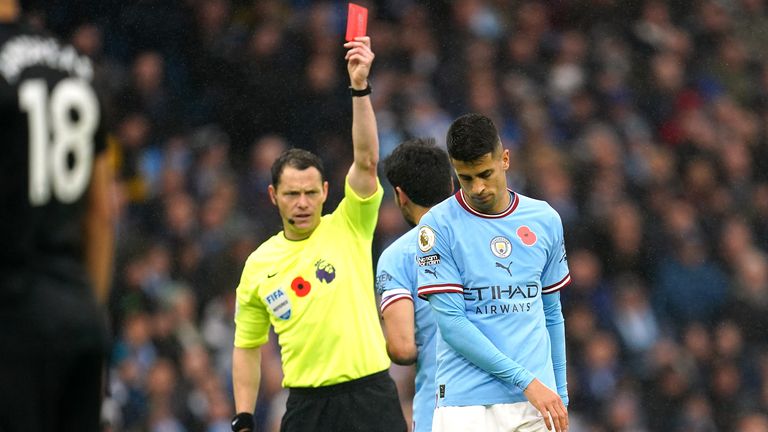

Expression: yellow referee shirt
xmin=234 ymin=178 xmax=390 ymax=387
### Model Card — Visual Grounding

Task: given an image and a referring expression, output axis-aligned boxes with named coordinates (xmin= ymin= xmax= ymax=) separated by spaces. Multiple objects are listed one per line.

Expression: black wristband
xmin=231 ymin=412 xmax=254 ymax=432
xmin=349 ymin=82 xmax=371 ymax=97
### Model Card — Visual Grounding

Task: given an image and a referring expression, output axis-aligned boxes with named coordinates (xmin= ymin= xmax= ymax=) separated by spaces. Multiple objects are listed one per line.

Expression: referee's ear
xmin=322 ymin=180 xmax=329 ymax=203
xmin=268 ymin=184 xmax=277 ymax=206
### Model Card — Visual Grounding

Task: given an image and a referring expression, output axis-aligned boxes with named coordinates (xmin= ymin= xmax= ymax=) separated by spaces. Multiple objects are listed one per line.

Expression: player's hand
xmin=523 ymin=378 xmax=568 ymax=432
xmin=344 ymin=36 xmax=374 ymax=89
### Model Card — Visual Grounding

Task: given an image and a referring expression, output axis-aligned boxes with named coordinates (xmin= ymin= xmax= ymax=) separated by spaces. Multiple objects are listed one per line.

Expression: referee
xmin=230 ymin=37 xmax=406 ymax=432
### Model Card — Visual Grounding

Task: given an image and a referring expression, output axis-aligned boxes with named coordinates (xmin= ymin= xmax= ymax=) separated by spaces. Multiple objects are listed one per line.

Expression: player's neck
xmin=410 ymin=205 xmax=430 ymax=226
xmin=493 ymin=189 xmax=512 ymax=214
xmin=463 ymin=189 xmax=512 ymax=215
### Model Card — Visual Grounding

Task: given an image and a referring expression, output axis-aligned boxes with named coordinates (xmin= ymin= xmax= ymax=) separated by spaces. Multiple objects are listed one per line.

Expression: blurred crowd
xmin=24 ymin=0 xmax=768 ymax=430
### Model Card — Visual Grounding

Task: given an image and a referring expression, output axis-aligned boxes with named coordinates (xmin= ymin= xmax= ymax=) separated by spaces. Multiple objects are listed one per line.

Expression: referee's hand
xmin=231 ymin=412 xmax=254 ymax=432
xmin=523 ymin=378 xmax=568 ymax=432
xmin=344 ymin=36 xmax=374 ymax=90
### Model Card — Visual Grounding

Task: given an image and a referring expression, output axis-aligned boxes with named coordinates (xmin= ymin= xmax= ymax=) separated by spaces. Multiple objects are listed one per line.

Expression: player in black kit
xmin=0 ymin=0 xmax=114 ymax=430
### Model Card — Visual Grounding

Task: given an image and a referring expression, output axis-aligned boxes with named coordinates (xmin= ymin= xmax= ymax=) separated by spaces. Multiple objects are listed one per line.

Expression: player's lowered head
xmin=268 ymin=148 xmax=329 ymax=240
xmin=383 ymin=137 xmax=454 ymax=227
xmin=446 ymin=113 xmax=511 ymax=215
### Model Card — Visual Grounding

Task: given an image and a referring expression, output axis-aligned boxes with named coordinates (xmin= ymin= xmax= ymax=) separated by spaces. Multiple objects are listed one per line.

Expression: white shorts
xmin=432 ymin=402 xmax=549 ymax=432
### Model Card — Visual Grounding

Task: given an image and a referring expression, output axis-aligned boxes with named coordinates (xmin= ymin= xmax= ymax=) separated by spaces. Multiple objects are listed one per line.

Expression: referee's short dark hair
xmin=271 ymin=148 xmax=326 ymax=187
xmin=383 ymin=138 xmax=453 ymax=207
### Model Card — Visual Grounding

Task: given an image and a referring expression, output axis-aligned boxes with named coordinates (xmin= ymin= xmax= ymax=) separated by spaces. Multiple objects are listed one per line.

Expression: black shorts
xmin=0 ymin=275 xmax=108 ymax=432
xmin=281 ymin=370 xmax=407 ymax=432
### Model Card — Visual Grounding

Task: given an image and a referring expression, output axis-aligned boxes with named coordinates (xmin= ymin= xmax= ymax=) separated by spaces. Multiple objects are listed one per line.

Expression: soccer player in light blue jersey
xmin=376 ymin=138 xmax=454 ymax=432
xmin=416 ymin=113 xmax=570 ymax=432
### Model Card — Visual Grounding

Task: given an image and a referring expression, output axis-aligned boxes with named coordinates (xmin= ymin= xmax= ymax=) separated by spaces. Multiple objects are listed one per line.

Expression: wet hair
xmin=446 ymin=113 xmax=502 ymax=162
xmin=271 ymin=148 xmax=325 ymax=187
xmin=383 ymin=138 xmax=453 ymax=207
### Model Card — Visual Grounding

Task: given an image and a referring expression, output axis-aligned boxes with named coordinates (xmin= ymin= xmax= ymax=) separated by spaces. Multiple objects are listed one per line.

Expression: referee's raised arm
xmin=344 ymin=36 xmax=378 ymax=198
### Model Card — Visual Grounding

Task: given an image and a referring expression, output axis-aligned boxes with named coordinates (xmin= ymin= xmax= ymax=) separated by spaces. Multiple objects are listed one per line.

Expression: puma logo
xmin=495 ymin=261 xmax=512 ymax=277
xmin=424 ymin=268 xmax=438 ymax=279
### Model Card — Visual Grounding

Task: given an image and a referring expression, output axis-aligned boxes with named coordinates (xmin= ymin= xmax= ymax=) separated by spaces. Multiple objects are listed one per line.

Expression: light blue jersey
xmin=416 ymin=190 xmax=570 ymax=408
xmin=377 ymin=227 xmax=438 ymax=432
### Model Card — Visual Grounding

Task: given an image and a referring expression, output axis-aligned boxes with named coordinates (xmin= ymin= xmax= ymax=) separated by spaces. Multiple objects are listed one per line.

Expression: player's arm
xmin=382 ymin=298 xmax=417 ymax=365
xmin=541 ymin=209 xmax=571 ymax=407
xmin=343 ymin=36 xmax=378 ymax=198
xmin=83 ymin=149 xmax=114 ymax=305
xmin=529 ymin=293 xmax=569 ymax=432
xmin=427 ymin=292 xmax=535 ymax=386
xmin=378 ymin=248 xmax=418 ymax=365
xmin=543 ymin=291 xmax=568 ymax=405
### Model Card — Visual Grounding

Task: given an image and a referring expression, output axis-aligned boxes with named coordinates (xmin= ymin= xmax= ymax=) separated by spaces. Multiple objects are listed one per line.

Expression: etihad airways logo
xmin=462 ymin=283 xmax=539 ymax=315
xmin=463 ymin=283 xmax=539 ymax=301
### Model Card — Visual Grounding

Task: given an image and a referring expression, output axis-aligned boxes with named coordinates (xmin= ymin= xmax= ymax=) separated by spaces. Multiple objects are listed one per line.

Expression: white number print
xmin=20 ymin=78 xmax=99 ymax=206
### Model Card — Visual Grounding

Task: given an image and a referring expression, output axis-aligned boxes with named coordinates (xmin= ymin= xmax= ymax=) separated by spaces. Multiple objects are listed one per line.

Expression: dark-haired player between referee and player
xmin=0 ymin=0 xmax=114 ymax=430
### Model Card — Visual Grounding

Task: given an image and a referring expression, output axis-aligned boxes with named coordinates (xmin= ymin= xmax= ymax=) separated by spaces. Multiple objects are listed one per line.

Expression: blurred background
xmin=17 ymin=0 xmax=768 ymax=430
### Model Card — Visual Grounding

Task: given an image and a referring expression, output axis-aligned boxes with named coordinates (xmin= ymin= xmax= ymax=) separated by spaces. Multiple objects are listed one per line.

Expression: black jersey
xmin=0 ymin=22 xmax=106 ymax=288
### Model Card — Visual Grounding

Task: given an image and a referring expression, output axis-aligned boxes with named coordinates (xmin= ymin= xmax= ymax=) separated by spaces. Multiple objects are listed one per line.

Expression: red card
xmin=345 ymin=3 xmax=368 ymax=42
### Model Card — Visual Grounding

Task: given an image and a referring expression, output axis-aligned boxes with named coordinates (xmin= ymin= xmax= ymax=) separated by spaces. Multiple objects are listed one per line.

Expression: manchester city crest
xmin=490 ymin=236 xmax=512 ymax=258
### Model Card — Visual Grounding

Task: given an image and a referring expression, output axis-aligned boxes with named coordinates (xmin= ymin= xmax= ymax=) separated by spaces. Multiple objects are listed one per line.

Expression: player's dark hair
xmin=271 ymin=148 xmax=326 ymax=187
xmin=383 ymin=138 xmax=453 ymax=207
xmin=446 ymin=113 xmax=502 ymax=162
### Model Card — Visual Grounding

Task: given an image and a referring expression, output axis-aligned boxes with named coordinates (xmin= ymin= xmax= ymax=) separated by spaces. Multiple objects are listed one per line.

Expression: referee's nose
xmin=296 ymin=192 xmax=311 ymax=209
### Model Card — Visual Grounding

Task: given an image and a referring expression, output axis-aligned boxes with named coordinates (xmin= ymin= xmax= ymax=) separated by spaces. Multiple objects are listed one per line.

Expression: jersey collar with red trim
xmin=455 ymin=189 xmax=518 ymax=219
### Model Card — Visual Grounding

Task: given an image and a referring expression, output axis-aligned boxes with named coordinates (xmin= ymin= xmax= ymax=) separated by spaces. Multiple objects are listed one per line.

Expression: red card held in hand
xmin=345 ymin=3 xmax=368 ymax=42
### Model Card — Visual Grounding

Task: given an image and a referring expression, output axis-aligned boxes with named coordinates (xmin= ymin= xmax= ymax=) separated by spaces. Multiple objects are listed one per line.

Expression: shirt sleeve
xmin=540 ymin=207 xmax=569 ymax=404
xmin=429 ymin=291 xmax=536 ymax=390
xmin=335 ymin=176 xmax=384 ymax=239
xmin=415 ymin=213 xmax=463 ymax=298
xmin=233 ymin=257 xmax=271 ymax=348
xmin=541 ymin=208 xmax=571 ymax=294
xmin=377 ymin=243 xmax=414 ymax=313
xmin=543 ymin=291 xmax=568 ymax=405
